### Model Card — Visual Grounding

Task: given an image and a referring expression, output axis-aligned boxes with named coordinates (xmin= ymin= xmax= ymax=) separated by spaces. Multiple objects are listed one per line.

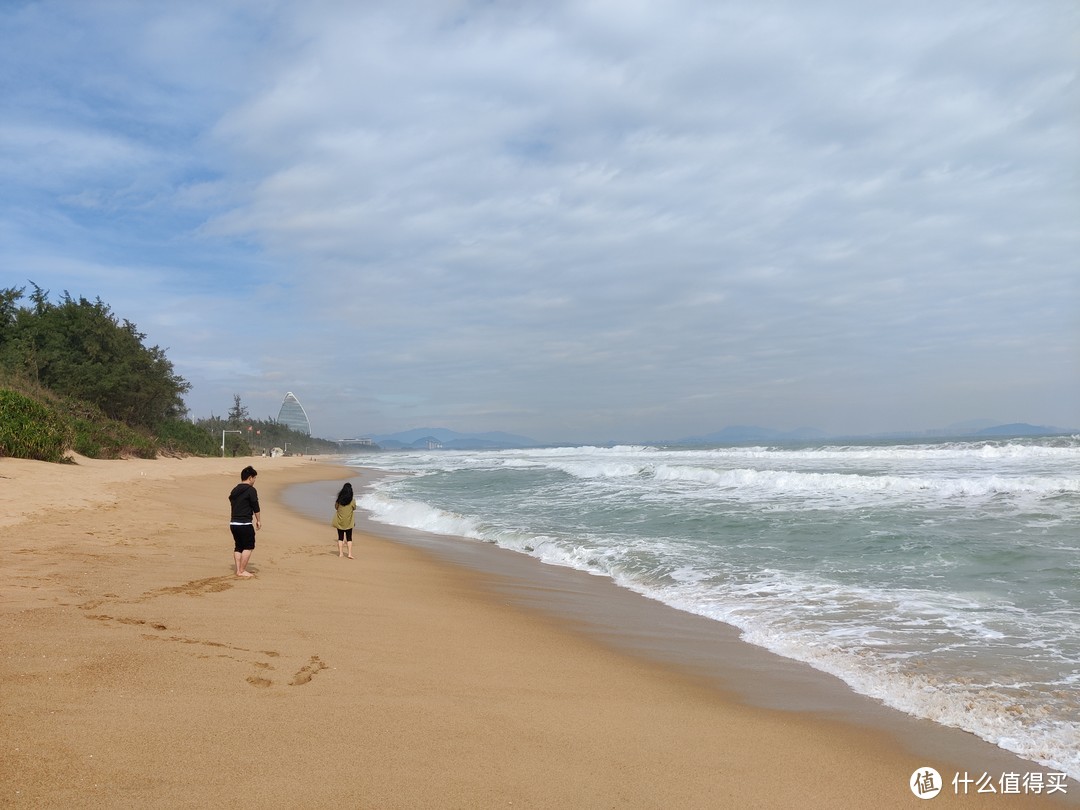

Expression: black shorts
xmin=337 ymin=528 xmax=353 ymax=542
xmin=230 ymin=524 xmax=256 ymax=552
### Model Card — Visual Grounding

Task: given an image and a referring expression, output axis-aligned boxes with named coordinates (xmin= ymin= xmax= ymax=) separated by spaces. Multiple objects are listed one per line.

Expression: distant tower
xmin=277 ymin=392 xmax=311 ymax=435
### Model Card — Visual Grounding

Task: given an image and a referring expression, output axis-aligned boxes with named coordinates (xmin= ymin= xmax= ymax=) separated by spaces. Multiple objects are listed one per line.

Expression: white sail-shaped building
xmin=277 ymin=391 xmax=311 ymax=435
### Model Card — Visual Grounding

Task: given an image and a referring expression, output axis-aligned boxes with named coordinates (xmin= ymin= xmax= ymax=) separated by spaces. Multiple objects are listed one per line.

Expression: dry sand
xmin=0 ymin=455 xmax=1072 ymax=808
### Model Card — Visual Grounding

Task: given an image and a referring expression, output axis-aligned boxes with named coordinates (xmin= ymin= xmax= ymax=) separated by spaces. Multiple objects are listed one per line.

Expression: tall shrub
xmin=0 ymin=389 xmax=72 ymax=462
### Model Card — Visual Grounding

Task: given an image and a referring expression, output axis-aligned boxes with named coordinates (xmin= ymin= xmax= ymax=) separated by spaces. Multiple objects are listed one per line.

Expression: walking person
xmin=229 ymin=466 xmax=260 ymax=577
xmin=333 ymin=482 xmax=356 ymax=558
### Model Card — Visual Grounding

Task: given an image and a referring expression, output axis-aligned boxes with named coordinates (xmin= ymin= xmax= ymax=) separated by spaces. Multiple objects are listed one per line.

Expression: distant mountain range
xmin=371 ymin=427 xmax=541 ymax=450
xmin=364 ymin=422 xmax=1073 ymax=451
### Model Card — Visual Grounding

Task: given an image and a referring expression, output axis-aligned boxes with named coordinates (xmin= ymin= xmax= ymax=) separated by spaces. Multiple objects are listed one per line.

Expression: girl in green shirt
xmin=332 ymin=482 xmax=356 ymax=558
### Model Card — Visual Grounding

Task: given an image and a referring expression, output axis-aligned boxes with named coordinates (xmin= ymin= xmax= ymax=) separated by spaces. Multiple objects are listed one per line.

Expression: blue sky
xmin=2 ymin=0 xmax=1077 ymax=442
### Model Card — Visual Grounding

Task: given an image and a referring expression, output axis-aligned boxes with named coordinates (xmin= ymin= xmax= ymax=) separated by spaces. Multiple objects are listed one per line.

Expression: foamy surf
xmin=350 ymin=437 xmax=1080 ymax=779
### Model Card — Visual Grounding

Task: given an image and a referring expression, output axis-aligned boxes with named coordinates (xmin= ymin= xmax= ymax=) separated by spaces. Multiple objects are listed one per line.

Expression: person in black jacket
xmin=228 ymin=466 xmax=261 ymax=578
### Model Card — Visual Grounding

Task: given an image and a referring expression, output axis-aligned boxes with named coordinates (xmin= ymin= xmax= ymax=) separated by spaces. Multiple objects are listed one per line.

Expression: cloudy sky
xmin=2 ymin=1 xmax=1077 ymax=442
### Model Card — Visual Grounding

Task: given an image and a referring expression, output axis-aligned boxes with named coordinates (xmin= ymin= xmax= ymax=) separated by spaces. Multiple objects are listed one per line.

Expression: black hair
xmin=336 ymin=482 xmax=354 ymax=507
xmin=241 ymin=466 xmax=258 ymax=481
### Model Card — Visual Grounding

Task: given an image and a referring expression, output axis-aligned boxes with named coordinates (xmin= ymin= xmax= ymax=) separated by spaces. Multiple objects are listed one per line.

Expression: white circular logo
xmin=911 ymin=767 xmax=943 ymax=799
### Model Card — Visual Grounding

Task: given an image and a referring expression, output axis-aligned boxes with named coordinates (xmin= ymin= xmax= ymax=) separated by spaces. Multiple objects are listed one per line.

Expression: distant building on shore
xmin=338 ymin=437 xmax=379 ymax=451
xmin=277 ymin=391 xmax=311 ymax=435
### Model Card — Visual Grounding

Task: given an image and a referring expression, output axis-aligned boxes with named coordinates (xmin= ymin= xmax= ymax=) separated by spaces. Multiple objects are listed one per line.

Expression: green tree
xmin=228 ymin=394 xmax=250 ymax=425
xmin=0 ymin=285 xmax=190 ymax=428
xmin=0 ymin=286 xmax=22 ymax=343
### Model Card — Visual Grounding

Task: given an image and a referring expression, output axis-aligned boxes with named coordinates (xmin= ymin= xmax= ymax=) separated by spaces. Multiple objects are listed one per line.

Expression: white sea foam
xmin=547 ymin=461 xmax=1079 ymax=512
xmin=357 ymin=492 xmax=486 ymax=540
xmin=352 ymin=437 xmax=1080 ymax=779
xmin=545 ymin=460 xmax=647 ymax=479
xmin=622 ymin=570 xmax=1080 ymax=777
xmin=688 ymin=442 xmax=1080 ymax=463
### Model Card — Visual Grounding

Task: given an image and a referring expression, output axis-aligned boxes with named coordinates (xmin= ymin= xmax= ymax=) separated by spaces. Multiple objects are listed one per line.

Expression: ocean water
xmin=345 ymin=437 xmax=1080 ymax=778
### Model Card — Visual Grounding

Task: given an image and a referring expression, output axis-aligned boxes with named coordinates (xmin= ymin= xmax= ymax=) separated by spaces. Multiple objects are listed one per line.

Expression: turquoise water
xmin=346 ymin=437 xmax=1080 ymax=777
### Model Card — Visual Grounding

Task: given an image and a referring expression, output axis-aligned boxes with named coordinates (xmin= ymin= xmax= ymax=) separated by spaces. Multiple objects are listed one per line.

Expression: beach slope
xmin=0 ymin=456 xmax=1064 ymax=807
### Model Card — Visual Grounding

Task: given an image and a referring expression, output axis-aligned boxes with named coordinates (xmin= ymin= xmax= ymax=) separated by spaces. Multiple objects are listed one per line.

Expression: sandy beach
xmin=1 ymin=456 xmax=1072 ymax=808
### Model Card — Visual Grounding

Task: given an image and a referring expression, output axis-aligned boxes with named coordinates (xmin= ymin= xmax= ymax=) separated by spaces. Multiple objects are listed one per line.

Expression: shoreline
xmin=286 ymin=466 xmax=1079 ymax=796
xmin=1 ymin=455 xmax=1073 ymax=807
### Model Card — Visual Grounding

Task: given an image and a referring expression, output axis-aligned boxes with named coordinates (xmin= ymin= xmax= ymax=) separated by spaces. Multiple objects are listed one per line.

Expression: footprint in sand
xmin=288 ymin=655 xmax=328 ymax=686
xmin=85 ymin=614 xmax=167 ymax=631
xmin=246 ymin=675 xmax=273 ymax=688
xmin=142 ymin=577 xmax=235 ymax=599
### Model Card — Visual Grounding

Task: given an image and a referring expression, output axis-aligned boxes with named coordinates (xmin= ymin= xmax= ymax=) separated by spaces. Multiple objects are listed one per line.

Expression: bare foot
xmin=236 ymin=571 xmax=255 ymax=578
xmin=347 ymin=555 xmax=354 ymax=559
xmin=338 ymin=553 xmax=344 ymax=557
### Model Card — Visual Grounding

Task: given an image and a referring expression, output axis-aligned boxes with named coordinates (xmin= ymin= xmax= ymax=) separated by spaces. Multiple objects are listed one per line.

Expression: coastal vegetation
xmin=199 ymin=396 xmax=341 ymax=458
xmin=0 ymin=285 xmax=337 ymax=461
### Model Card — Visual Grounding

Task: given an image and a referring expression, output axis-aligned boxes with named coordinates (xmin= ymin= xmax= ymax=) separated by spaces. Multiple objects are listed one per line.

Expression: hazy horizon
xmin=3 ymin=1 xmax=1077 ymax=444
xmin=360 ymin=417 xmax=1076 ymax=447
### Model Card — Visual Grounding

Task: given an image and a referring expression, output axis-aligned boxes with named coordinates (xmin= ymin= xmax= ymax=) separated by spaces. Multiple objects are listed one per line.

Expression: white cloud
xmin=2 ymin=0 xmax=1077 ymax=440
